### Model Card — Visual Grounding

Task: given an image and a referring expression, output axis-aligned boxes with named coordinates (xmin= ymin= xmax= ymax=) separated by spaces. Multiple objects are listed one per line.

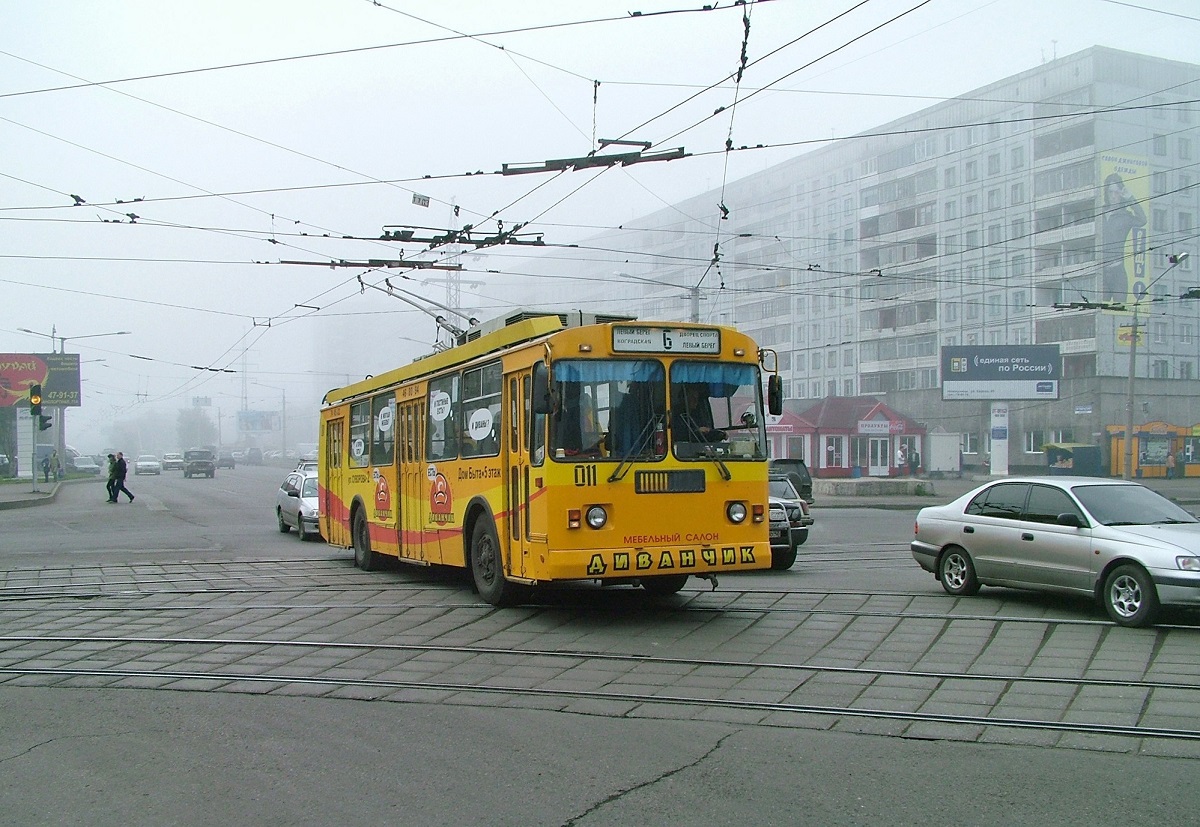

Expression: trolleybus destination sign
xmin=940 ymin=345 xmax=1060 ymax=401
xmin=612 ymin=326 xmax=720 ymax=354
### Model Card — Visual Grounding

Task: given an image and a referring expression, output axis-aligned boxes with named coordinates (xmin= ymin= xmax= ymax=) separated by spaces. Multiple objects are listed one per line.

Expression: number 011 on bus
xmin=318 ymin=311 xmax=783 ymax=605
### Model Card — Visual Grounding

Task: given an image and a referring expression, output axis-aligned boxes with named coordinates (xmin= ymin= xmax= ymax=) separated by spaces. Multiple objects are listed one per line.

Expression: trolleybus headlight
xmin=586 ymin=505 xmax=608 ymax=529
xmin=727 ymin=501 xmax=748 ymax=524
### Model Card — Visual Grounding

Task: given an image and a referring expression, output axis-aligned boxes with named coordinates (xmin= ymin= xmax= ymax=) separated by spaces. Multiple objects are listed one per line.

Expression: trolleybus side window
xmin=461 ymin=361 xmax=501 ymax=458
xmin=371 ymin=393 xmax=396 ymax=466
xmin=427 ymin=374 xmax=460 ymax=461
xmin=349 ymin=400 xmax=371 ymax=468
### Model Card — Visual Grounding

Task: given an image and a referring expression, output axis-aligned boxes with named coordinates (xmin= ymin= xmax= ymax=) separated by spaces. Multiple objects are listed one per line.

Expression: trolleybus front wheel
xmin=352 ymin=510 xmax=381 ymax=571
xmin=470 ymin=518 xmax=523 ymax=606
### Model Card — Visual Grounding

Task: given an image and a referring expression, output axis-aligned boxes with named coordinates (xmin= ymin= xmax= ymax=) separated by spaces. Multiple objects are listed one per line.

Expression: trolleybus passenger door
xmin=524 ymin=366 xmax=551 ymax=566
xmin=323 ymin=417 xmax=348 ymax=547
xmin=399 ymin=399 xmax=425 ymax=561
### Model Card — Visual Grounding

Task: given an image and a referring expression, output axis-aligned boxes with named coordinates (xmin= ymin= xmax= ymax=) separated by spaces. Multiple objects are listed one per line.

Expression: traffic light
xmin=39 ymin=415 xmax=53 ymax=432
xmin=28 ymin=383 xmax=42 ymax=417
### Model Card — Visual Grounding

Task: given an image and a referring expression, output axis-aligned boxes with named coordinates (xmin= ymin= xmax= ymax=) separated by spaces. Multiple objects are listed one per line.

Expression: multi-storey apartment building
xmin=543 ymin=47 xmax=1199 ymax=476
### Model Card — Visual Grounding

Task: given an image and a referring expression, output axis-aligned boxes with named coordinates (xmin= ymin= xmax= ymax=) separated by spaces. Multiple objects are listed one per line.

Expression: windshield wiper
xmin=607 ymin=418 xmax=657 ymax=483
xmin=1149 ymin=518 xmax=1197 ymax=525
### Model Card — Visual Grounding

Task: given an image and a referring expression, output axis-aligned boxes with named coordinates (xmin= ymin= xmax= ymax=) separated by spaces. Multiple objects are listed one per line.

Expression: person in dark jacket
xmin=111 ymin=452 xmax=134 ymax=503
xmin=105 ymin=454 xmax=118 ymax=502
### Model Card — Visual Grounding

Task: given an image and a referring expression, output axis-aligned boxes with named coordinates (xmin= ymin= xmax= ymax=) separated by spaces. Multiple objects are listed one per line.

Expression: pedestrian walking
xmin=111 ymin=452 xmax=134 ymax=503
xmin=1167 ymin=451 xmax=1176 ymax=479
xmin=909 ymin=448 xmax=921 ymax=477
xmin=105 ymin=454 xmax=118 ymax=502
xmin=41 ymin=454 xmax=51 ymax=483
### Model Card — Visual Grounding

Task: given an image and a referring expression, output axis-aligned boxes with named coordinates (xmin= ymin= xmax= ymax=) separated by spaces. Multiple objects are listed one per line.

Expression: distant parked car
xmin=912 ymin=476 xmax=1200 ymax=627
xmin=72 ymin=456 xmax=101 ymax=475
xmin=161 ymin=452 xmax=184 ymax=471
xmin=134 ymin=455 xmax=162 ymax=475
xmin=769 ymin=458 xmax=814 ymax=504
xmin=276 ymin=470 xmax=321 ymax=540
xmin=770 ymin=474 xmax=814 ymax=553
xmin=217 ymin=451 xmax=236 ymax=469
xmin=183 ymin=448 xmax=216 ymax=479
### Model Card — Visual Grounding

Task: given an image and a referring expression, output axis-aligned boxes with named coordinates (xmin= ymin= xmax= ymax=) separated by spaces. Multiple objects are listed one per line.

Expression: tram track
xmin=2 ymin=632 xmax=1199 ymax=743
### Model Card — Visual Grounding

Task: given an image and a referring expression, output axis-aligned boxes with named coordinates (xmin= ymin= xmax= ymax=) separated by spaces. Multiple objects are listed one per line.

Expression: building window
xmin=1154 ymin=321 xmax=1167 ymax=344
xmin=988 ymin=153 xmax=1002 ymax=175
xmin=945 ymin=200 xmax=957 ymax=219
xmin=1012 ymin=254 xmax=1028 ymax=276
xmin=1153 ymin=171 xmax=1167 ymax=193
xmin=1153 ymin=209 xmax=1168 ymax=231
xmin=987 ymin=293 xmax=1002 ymax=317
xmin=1153 ymin=134 xmax=1168 ymax=156
xmin=1011 ymin=216 xmax=1026 ymax=239
xmin=945 ymin=167 xmax=957 ymax=188
xmin=1025 ymin=431 xmax=1046 ymax=453
xmin=843 ymin=378 xmax=855 ymax=395
xmin=966 ymin=195 xmax=979 ymax=215
xmin=1182 ymin=323 xmax=1194 ymax=345
xmin=1181 ymin=137 xmax=1192 ymax=160
xmin=965 ymin=160 xmax=978 ymax=182
xmin=961 ymin=432 xmax=978 ymax=454
xmin=1182 ymin=362 xmax=1194 ymax=380
xmin=987 ymin=224 xmax=1003 ymax=245
xmin=1011 ymin=145 xmax=1025 ymax=169
xmin=1010 ymin=182 xmax=1025 ymax=204
xmin=1152 ymin=359 xmax=1169 ymax=378
xmin=987 ymin=189 xmax=1002 ymax=210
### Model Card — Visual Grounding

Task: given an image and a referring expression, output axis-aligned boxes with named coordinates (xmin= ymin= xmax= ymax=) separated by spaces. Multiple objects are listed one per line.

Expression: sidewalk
xmin=810 ymin=473 xmax=1200 ymax=510
xmin=0 ymin=479 xmax=64 ymax=510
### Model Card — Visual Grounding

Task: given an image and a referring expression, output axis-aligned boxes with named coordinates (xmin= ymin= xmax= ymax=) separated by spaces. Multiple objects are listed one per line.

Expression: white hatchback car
xmin=912 ymin=476 xmax=1200 ymax=627
xmin=276 ymin=470 xmax=321 ymax=540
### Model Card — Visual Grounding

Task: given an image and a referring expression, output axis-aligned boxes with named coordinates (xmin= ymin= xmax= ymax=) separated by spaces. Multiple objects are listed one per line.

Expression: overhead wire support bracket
xmin=501 ymin=146 xmax=687 ymax=175
xmin=279 ymin=258 xmax=463 ymax=271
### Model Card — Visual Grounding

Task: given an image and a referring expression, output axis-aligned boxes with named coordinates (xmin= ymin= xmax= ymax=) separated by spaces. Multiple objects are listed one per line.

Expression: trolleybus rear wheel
xmin=471 ymin=518 xmax=521 ymax=606
xmin=353 ymin=510 xmax=381 ymax=571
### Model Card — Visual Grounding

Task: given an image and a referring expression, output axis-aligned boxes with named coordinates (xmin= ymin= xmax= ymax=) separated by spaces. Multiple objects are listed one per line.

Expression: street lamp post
xmin=1122 ymin=253 xmax=1188 ymax=480
xmin=17 ymin=327 xmax=131 ymax=471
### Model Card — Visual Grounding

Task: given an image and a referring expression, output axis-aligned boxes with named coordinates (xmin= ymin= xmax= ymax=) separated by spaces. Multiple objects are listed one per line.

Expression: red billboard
xmin=0 ymin=353 xmax=83 ymax=407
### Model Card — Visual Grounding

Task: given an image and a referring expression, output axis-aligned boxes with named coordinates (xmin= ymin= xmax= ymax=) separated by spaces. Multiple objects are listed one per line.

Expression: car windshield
xmin=138 ymin=456 xmax=155 ymax=462
xmin=185 ymin=451 xmax=212 ymax=460
xmin=300 ymin=477 xmax=318 ymax=498
xmin=1072 ymin=483 xmax=1199 ymax=526
xmin=769 ymin=478 xmax=800 ymax=499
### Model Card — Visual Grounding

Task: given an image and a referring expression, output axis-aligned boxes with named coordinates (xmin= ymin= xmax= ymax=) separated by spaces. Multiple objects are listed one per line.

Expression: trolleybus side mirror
xmin=532 ymin=365 xmax=553 ymax=414
xmin=767 ymin=374 xmax=782 ymax=416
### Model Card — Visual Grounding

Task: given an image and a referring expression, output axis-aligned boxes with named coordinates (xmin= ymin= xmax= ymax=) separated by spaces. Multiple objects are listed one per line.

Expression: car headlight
xmin=727 ymin=502 xmax=748 ymax=524
xmin=1177 ymin=556 xmax=1200 ymax=572
xmin=586 ymin=505 xmax=608 ymax=529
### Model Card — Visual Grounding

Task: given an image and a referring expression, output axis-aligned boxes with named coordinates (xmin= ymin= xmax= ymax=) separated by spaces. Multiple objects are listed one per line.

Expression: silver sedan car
xmin=276 ymin=470 xmax=321 ymax=540
xmin=911 ymin=476 xmax=1200 ymax=627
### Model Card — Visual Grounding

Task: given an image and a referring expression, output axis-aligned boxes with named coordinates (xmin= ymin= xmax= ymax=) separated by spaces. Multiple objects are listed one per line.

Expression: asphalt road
xmin=2 ymin=469 xmax=1199 ymax=826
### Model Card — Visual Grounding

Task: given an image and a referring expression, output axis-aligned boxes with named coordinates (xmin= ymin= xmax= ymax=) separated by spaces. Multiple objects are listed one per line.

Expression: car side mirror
xmin=1055 ymin=512 xmax=1083 ymax=528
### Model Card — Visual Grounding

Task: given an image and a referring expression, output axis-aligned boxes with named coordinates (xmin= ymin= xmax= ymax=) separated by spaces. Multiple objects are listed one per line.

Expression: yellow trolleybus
xmin=318 ymin=310 xmax=782 ymax=605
